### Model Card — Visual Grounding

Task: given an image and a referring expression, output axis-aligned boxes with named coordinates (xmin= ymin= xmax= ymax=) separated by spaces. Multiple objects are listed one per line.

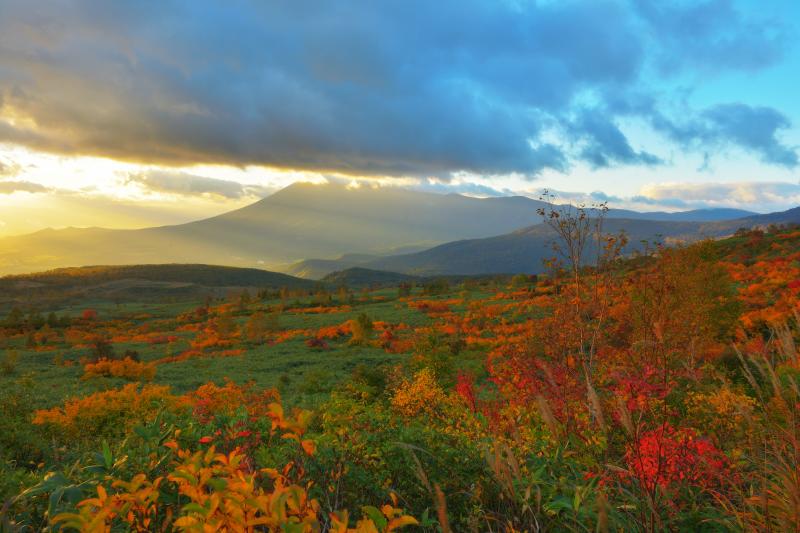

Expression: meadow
xmin=1 ymin=222 xmax=799 ymax=531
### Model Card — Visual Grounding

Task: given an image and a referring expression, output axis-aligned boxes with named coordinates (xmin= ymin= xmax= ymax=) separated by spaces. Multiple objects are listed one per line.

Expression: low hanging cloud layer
xmin=0 ymin=180 xmax=48 ymax=194
xmin=543 ymin=181 xmax=800 ymax=213
xmin=126 ymin=171 xmax=273 ymax=199
xmin=635 ymin=181 xmax=800 ymax=209
xmin=0 ymin=0 xmax=796 ymax=179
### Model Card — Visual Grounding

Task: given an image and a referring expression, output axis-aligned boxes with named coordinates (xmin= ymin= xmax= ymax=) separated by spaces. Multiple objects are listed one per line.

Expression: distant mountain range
xmin=0 ymin=181 xmax=776 ymax=276
xmin=307 ymin=208 xmax=800 ymax=277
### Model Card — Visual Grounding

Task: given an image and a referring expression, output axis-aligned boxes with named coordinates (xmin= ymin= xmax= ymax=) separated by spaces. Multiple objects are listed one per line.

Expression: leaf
xmin=170 ymin=470 xmax=198 ymax=485
xmin=387 ymin=516 xmax=419 ymax=531
xmin=361 ymin=506 xmax=388 ymax=530
xmin=181 ymin=502 xmax=208 ymax=516
xmin=102 ymin=440 xmax=113 ymax=469
xmin=301 ymin=439 xmax=316 ymax=456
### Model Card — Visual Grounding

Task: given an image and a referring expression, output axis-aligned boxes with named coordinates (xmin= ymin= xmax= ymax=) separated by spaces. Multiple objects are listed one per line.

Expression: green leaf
xmin=181 ymin=502 xmax=209 ymax=516
xmin=102 ymin=440 xmax=113 ymax=468
xmin=361 ymin=505 xmax=388 ymax=529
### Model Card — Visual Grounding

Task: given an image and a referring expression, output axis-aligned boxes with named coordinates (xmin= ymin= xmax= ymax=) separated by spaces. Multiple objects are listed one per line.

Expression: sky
xmin=0 ymin=0 xmax=799 ymax=237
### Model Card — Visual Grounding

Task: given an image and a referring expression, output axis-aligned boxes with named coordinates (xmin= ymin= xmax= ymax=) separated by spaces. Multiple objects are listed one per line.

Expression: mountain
xmin=321 ymin=267 xmax=422 ymax=287
xmin=0 ymin=264 xmax=315 ymax=307
xmin=282 ymin=254 xmax=380 ymax=279
xmin=0 ymin=264 xmax=314 ymax=290
xmin=0 ymin=182 xmax=763 ymax=275
xmin=313 ymin=207 xmax=800 ymax=277
xmin=0 ymin=183 xmax=547 ymax=275
xmin=320 ymin=267 xmax=512 ymax=288
xmin=608 ymin=207 xmax=756 ymax=222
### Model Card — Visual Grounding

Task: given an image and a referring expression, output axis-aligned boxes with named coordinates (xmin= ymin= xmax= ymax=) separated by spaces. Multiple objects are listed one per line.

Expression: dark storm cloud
xmin=0 ymin=0 xmax=794 ymax=177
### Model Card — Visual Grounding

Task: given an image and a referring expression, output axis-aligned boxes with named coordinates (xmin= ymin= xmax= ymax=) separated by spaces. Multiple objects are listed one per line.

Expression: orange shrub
xmin=53 ymin=446 xmax=416 ymax=532
xmin=33 ymin=383 xmax=182 ymax=441
xmin=188 ymin=380 xmax=283 ymax=423
xmin=315 ymin=322 xmax=352 ymax=339
xmin=83 ymin=357 xmax=156 ymax=381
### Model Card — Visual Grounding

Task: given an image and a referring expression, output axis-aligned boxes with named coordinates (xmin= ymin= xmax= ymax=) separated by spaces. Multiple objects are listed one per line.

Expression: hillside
xmin=0 ymin=182 xmax=757 ymax=276
xmin=0 ymin=264 xmax=316 ymax=309
xmin=3 ymin=226 xmax=800 ymax=531
xmin=320 ymin=207 xmax=800 ymax=276
xmin=0 ymin=264 xmax=314 ymax=290
xmin=320 ymin=267 xmax=421 ymax=287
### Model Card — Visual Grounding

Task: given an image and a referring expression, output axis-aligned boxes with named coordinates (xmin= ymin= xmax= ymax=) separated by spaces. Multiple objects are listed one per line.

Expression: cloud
xmin=569 ymin=111 xmax=663 ymax=168
xmin=0 ymin=0 xmax=793 ymax=178
xmin=520 ymin=181 xmax=800 ymax=213
xmin=126 ymin=171 xmax=273 ymax=199
xmin=410 ymin=180 xmax=514 ymax=198
xmin=701 ymin=105 xmax=798 ymax=167
xmin=645 ymin=103 xmax=798 ymax=168
xmin=0 ymin=180 xmax=49 ymax=194
xmin=632 ymin=0 xmax=787 ymax=74
xmin=0 ymin=159 xmax=21 ymax=177
xmin=636 ymin=181 xmax=800 ymax=211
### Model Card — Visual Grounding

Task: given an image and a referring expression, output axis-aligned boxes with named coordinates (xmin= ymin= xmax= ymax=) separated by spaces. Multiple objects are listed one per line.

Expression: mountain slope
xmin=0 ymin=264 xmax=314 ymax=290
xmin=334 ymin=207 xmax=800 ymax=276
xmin=0 ymin=264 xmax=316 ymax=307
xmin=0 ymin=182 xmax=763 ymax=275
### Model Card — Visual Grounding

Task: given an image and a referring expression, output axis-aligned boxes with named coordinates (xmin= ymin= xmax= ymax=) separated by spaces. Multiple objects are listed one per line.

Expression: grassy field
xmin=3 ymin=228 xmax=800 ymax=531
xmin=0 ymin=285 xmax=498 ymax=411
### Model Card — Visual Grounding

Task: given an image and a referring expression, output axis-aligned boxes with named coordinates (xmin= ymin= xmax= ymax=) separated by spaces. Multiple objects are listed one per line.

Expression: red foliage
xmin=625 ymin=424 xmax=728 ymax=492
xmin=611 ymin=366 xmax=673 ymax=413
xmin=455 ymin=372 xmax=478 ymax=412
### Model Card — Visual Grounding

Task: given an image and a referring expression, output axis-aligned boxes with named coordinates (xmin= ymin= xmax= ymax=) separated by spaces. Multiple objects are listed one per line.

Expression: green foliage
xmin=0 ymin=349 xmax=19 ymax=375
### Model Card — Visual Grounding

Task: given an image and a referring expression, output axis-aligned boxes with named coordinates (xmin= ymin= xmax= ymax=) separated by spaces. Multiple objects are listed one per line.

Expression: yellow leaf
xmin=387 ymin=516 xmax=419 ymax=531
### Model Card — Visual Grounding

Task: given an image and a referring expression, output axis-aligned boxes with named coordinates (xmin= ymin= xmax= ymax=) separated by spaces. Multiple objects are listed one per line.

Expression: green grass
xmin=0 ymin=285 xmax=505 ymax=411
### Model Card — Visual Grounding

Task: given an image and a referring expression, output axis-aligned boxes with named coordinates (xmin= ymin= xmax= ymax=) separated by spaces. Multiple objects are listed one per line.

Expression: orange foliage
xmin=33 ymin=384 xmax=182 ymax=441
xmin=83 ymin=357 xmax=156 ymax=381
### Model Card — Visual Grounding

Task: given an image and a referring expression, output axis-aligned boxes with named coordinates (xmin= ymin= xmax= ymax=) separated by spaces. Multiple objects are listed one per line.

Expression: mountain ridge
xmin=300 ymin=207 xmax=800 ymax=277
xmin=0 ymin=182 xmax=766 ymax=276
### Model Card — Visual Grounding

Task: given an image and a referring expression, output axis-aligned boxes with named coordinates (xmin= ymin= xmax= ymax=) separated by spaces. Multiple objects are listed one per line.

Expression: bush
xmin=1 ymin=349 xmax=19 ymax=375
xmin=32 ymin=384 xmax=181 ymax=444
xmin=83 ymin=357 xmax=156 ymax=381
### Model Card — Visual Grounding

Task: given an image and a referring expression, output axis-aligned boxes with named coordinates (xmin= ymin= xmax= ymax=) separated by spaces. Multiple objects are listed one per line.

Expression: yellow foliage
xmin=686 ymin=387 xmax=756 ymax=443
xmin=390 ymin=368 xmax=447 ymax=417
xmin=52 ymin=445 xmax=417 ymax=532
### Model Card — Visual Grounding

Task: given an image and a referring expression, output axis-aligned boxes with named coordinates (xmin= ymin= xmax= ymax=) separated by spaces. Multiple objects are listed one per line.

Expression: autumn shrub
xmin=23 ymin=382 xmax=418 ymax=532
xmin=52 ymin=444 xmax=417 ymax=533
xmin=33 ymin=383 xmax=182 ymax=444
xmin=714 ymin=319 xmax=800 ymax=531
xmin=390 ymin=368 xmax=448 ymax=417
xmin=83 ymin=356 xmax=156 ymax=381
xmin=685 ymin=386 xmax=756 ymax=446
xmin=313 ymin=387 xmax=486 ymax=530
xmin=623 ymin=424 xmax=728 ymax=493
xmin=348 ymin=313 xmax=374 ymax=345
